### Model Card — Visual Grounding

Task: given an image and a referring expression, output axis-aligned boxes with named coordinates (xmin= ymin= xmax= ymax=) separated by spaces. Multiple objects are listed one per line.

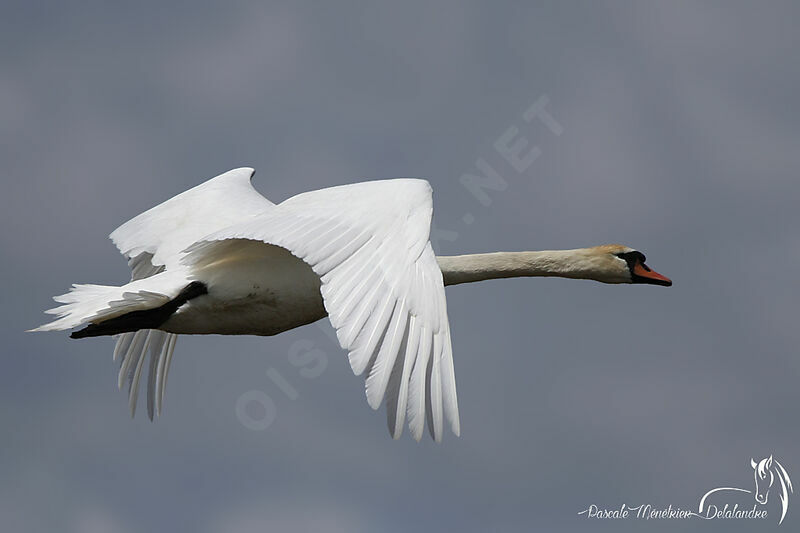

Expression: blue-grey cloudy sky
xmin=2 ymin=1 xmax=799 ymax=532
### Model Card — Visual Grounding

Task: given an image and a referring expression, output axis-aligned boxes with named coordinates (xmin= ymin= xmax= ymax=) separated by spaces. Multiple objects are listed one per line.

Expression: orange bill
xmin=633 ymin=261 xmax=672 ymax=286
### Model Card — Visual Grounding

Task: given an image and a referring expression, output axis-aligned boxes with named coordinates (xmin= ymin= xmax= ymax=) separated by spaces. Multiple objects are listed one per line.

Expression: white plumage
xmin=33 ymin=168 xmax=459 ymax=441
xmin=32 ymin=167 xmax=672 ymax=441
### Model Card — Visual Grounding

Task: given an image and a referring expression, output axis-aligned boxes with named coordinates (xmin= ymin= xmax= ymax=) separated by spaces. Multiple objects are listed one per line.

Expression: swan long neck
xmin=436 ymin=249 xmax=619 ymax=286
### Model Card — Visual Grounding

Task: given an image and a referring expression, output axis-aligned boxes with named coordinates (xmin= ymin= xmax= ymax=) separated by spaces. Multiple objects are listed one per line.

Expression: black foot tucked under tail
xmin=70 ymin=281 xmax=208 ymax=339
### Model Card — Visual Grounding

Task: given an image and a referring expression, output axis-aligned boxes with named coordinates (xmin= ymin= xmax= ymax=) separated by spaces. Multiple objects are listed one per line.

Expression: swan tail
xmin=29 ymin=274 xmax=202 ymax=336
xmin=68 ymin=281 xmax=207 ymax=338
xmin=29 ymin=283 xmax=172 ymax=334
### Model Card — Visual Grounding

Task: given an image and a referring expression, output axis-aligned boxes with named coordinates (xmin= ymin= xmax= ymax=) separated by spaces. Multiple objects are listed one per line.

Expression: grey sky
xmin=2 ymin=1 xmax=799 ymax=532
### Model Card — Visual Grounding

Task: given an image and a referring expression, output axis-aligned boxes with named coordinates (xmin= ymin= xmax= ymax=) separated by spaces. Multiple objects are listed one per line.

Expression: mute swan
xmin=32 ymin=168 xmax=672 ymax=441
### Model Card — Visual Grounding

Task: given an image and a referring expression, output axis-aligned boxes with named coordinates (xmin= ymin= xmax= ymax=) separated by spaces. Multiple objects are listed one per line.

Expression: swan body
xmin=32 ymin=168 xmax=671 ymax=441
xmin=164 ymin=241 xmax=326 ymax=336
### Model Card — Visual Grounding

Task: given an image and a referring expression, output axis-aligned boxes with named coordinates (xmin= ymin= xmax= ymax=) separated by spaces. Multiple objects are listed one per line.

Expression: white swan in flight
xmin=31 ymin=168 xmax=672 ymax=441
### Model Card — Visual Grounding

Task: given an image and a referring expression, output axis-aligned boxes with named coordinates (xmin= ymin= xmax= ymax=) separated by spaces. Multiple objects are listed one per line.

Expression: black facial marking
xmin=615 ymin=251 xmax=645 ymax=272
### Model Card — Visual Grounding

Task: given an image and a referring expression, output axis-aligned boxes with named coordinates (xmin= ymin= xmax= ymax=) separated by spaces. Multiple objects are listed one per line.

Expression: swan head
xmin=589 ymin=244 xmax=672 ymax=286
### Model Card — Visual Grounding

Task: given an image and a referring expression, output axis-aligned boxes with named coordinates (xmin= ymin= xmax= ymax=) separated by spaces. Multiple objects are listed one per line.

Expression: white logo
xmin=578 ymin=455 xmax=793 ymax=525
xmin=699 ymin=455 xmax=793 ymax=525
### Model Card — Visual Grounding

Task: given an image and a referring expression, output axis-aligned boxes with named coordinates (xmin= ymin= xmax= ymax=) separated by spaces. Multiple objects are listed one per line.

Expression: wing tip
xmin=451 ymin=419 xmax=461 ymax=437
xmin=225 ymin=167 xmax=256 ymax=181
xmin=366 ymin=393 xmax=382 ymax=410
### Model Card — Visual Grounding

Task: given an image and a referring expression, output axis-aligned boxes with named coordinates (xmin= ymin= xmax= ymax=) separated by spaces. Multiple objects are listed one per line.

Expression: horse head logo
xmin=750 ymin=455 xmax=793 ymax=523
xmin=699 ymin=455 xmax=793 ymax=525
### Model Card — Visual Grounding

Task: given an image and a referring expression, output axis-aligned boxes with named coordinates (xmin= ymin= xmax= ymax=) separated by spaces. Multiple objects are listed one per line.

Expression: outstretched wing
xmin=182 ymin=179 xmax=460 ymax=441
xmin=108 ymin=167 xmax=275 ymax=419
xmin=110 ymin=167 xmax=274 ymax=269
